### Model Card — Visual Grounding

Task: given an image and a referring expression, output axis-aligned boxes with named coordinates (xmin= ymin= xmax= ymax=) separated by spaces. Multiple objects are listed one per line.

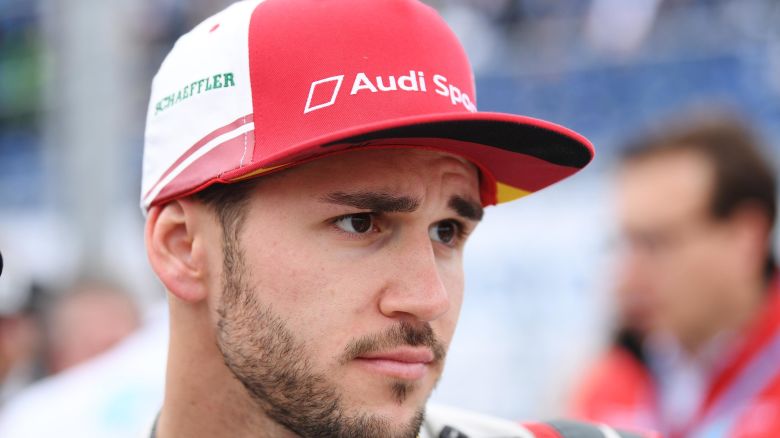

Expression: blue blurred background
xmin=0 ymin=0 xmax=778 ymax=428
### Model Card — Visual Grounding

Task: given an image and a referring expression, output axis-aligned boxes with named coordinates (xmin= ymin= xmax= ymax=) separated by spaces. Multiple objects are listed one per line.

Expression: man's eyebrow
xmin=449 ymin=195 xmax=484 ymax=221
xmin=321 ymin=191 xmax=420 ymax=213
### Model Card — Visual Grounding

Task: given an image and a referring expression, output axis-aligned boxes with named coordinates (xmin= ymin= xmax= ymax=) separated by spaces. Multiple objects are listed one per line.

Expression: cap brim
xmin=225 ymin=111 xmax=593 ymax=206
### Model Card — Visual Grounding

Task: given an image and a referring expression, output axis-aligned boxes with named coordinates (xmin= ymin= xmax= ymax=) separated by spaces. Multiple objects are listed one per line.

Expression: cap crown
xmin=142 ymin=0 xmax=478 ymax=210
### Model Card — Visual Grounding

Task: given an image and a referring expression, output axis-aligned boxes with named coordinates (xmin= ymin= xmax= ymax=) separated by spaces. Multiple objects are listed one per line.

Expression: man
xmin=138 ymin=0 xmax=642 ymax=436
xmin=571 ymin=112 xmax=780 ymax=437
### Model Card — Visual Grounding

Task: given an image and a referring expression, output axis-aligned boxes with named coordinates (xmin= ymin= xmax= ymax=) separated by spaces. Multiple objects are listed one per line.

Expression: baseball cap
xmin=141 ymin=0 xmax=594 ymax=211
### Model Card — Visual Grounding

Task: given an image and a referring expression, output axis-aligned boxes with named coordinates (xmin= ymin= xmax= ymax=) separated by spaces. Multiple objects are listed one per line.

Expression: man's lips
xmin=352 ymin=347 xmax=435 ymax=380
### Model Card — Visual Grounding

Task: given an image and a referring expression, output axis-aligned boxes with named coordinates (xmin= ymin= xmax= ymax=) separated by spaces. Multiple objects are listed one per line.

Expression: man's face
xmin=207 ymin=148 xmax=482 ymax=437
xmin=615 ymin=150 xmax=737 ymax=346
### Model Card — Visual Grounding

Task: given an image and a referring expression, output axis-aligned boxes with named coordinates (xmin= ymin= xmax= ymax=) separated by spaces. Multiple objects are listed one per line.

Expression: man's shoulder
xmin=421 ymin=405 xmax=657 ymax=438
xmin=422 ymin=404 xmax=533 ymax=437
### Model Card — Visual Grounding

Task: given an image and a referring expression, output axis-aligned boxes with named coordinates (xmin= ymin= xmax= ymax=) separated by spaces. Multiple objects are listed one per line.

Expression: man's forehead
xmin=244 ymin=148 xmax=484 ymax=215
xmin=618 ymin=151 xmax=714 ymax=221
xmin=620 ymin=151 xmax=713 ymax=194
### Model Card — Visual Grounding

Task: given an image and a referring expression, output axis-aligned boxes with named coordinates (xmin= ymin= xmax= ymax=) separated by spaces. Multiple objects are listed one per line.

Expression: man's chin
xmin=340 ymin=400 xmax=427 ymax=438
xmin=338 ymin=379 xmax=431 ymax=429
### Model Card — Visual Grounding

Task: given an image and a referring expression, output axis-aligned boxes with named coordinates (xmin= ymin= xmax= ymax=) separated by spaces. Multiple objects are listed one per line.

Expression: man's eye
xmin=334 ymin=213 xmax=375 ymax=234
xmin=429 ymin=220 xmax=460 ymax=245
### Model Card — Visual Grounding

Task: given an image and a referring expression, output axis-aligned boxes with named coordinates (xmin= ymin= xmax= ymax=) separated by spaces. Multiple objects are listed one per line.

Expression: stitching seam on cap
xmin=239 ymin=114 xmax=249 ymax=167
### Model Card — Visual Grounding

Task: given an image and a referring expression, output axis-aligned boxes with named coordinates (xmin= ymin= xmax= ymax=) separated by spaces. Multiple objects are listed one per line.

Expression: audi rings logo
xmin=304 ymin=75 xmax=345 ymax=113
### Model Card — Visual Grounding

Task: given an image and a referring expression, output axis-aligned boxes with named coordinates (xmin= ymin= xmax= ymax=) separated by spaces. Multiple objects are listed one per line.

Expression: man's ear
xmin=729 ymin=203 xmax=772 ymax=278
xmin=145 ymin=200 xmax=212 ymax=303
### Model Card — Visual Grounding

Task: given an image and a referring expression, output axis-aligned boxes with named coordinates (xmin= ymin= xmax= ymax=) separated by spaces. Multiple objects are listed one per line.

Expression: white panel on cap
xmin=141 ymin=0 xmax=265 ymax=210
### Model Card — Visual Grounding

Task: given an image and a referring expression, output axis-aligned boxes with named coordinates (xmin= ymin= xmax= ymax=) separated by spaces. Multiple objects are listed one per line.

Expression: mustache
xmin=341 ymin=321 xmax=447 ymax=364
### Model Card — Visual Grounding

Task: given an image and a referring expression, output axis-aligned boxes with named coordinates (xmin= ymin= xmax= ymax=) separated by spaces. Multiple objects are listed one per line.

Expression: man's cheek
xmin=440 ymin=285 xmax=464 ymax=345
xmin=444 ymin=267 xmax=465 ymax=310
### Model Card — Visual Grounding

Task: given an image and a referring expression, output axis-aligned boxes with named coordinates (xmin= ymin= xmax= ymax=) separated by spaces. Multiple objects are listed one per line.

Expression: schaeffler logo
xmin=303 ymin=70 xmax=476 ymax=114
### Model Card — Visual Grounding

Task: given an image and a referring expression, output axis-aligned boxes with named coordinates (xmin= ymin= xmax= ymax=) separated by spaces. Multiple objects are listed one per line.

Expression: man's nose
xmin=377 ymin=233 xmax=451 ymax=323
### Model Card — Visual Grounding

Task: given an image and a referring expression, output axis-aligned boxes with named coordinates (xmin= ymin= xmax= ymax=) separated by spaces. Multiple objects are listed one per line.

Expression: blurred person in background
xmin=571 ymin=110 xmax=779 ymax=437
xmin=44 ymin=279 xmax=140 ymax=374
xmin=0 ymin=295 xmax=168 ymax=438
xmin=0 ymin=279 xmax=46 ymax=406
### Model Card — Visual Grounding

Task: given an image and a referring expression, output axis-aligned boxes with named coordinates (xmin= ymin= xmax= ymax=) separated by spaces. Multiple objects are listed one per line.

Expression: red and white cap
xmin=141 ymin=0 xmax=594 ymax=211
